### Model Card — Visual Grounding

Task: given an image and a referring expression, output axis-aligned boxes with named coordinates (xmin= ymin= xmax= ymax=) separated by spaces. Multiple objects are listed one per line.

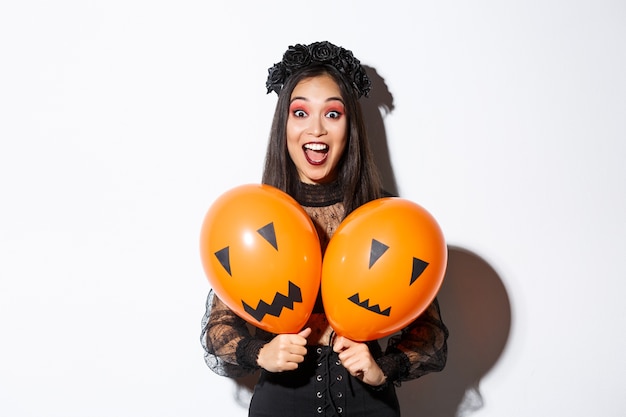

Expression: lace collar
xmin=292 ymin=181 xmax=343 ymax=207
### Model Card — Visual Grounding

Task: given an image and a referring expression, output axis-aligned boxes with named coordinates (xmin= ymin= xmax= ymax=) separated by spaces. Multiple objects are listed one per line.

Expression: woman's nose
xmin=307 ymin=116 xmax=327 ymax=137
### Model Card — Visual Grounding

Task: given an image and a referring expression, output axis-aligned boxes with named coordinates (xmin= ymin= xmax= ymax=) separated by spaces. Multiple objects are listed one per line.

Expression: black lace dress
xmin=200 ymin=181 xmax=449 ymax=417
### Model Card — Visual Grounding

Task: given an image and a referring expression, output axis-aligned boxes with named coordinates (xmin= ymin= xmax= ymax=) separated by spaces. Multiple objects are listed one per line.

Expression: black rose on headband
xmin=283 ymin=44 xmax=311 ymax=68
xmin=266 ymin=41 xmax=372 ymax=98
xmin=309 ymin=41 xmax=337 ymax=62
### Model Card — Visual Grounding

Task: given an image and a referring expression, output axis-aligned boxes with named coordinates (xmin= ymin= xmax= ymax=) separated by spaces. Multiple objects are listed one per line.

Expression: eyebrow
xmin=290 ymin=96 xmax=345 ymax=105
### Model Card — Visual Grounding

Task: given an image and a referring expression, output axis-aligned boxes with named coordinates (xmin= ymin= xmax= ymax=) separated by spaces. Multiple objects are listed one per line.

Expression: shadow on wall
xmin=361 ymin=65 xmax=398 ymax=197
xmin=397 ymin=246 xmax=511 ymax=417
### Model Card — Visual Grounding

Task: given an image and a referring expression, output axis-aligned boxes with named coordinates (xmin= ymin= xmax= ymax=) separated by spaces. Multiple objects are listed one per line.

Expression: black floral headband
xmin=265 ymin=41 xmax=372 ymax=98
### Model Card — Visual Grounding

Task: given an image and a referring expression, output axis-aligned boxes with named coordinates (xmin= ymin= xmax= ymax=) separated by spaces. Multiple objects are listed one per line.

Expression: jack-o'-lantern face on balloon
xmin=321 ymin=198 xmax=447 ymax=341
xmin=200 ymin=184 xmax=322 ymax=334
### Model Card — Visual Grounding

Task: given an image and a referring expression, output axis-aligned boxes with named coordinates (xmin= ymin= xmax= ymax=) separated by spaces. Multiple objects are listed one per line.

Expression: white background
xmin=1 ymin=1 xmax=625 ymax=416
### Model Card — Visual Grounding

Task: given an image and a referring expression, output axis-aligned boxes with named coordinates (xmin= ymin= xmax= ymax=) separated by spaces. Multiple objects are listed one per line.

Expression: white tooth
xmin=305 ymin=143 xmax=328 ymax=151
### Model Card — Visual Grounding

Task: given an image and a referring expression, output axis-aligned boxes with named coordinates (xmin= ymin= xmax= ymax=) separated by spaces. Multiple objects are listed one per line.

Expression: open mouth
xmin=348 ymin=293 xmax=391 ymax=316
xmin=303 ymin=143 xmax=329 ymax=165
xmin=242 ymin=281 xmax=303 ymax=322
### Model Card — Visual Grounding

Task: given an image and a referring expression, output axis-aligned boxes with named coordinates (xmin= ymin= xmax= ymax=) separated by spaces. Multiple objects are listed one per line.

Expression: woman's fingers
xmin=257 ymin=328 xmax=311 ymax=372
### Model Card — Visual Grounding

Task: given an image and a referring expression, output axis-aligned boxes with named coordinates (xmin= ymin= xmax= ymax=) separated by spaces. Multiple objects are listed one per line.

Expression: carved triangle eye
xmin=214 ymin=246 xmax=231 ymax=276
xmin=257 ymin=222 xmax=278 ymax=250
xmin=369 ymin=238 xmax=429 ymax=286
xmin=410 ymin=257 xmax=429 ymax=285
xmin=369 ymin=239 xmax=389 ymax=268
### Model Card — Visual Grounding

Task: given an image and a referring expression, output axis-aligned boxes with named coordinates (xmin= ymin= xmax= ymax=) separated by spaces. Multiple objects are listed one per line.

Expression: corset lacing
xmin=313 ymin=330 xmax=351 ymax=416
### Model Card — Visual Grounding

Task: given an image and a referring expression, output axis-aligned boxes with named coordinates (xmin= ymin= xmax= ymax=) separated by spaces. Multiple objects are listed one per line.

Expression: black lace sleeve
xmin=200 ymin=290 xmax=273 ymax=377
xmin=376 ymin=298 xmax=448 ymax=384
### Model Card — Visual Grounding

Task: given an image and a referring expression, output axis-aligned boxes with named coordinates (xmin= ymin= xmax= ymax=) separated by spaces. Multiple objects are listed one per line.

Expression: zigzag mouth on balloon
xmin=242 ymin=281 xmax=303 ymax=322
xmin=348 ymin=293 xmax=391 ymax=316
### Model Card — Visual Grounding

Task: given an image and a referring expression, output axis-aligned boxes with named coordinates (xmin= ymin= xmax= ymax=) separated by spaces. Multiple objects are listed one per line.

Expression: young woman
xmin=201 ymin=41 xmax=449 ymax=417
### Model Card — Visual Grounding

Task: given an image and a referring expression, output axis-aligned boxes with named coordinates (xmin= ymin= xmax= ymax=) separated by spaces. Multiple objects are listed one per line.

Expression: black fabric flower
xmin=309 ymin=41 xmax=337 ymax=62
xmin=283 ymin=44 xmax=311 ymax=69
xmin=265 ymin=63 xmax=287 ymax=95
xmin=352 ymin=66 xmax=372 ymax=97
xmin=265 ymin=41 xmax=371 ymax=98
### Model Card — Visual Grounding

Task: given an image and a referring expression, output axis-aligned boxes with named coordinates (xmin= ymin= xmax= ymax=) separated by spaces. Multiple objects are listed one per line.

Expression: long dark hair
xmin=261 ymin=65 xmax=383 ymax=217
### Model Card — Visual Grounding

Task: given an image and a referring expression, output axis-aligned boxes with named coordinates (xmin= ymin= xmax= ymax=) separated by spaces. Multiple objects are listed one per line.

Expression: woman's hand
xmin=333 ymin=335 xmax=387 ymax=387
xmin=257 ymin=328 xmax=311 ymax=372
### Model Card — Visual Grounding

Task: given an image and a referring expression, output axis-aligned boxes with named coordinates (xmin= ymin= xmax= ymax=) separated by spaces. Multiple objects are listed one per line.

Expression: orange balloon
xmin=200 ymin=184 xmax=322 ymax=334
xmin=321 ymin=198 xmax=447 ymax=341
